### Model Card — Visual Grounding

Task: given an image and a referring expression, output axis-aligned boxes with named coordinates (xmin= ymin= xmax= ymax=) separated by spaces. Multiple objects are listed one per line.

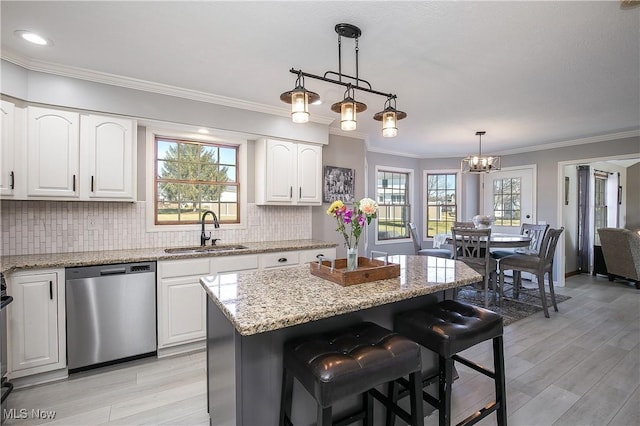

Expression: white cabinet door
xmin=27 ymin=106 xmax=80 ymax=198
xmin=8 ymin=270 xmax=66 ymax=377
xmin=158 ymin=277 xmax=207 ymax=348
xmin=82 ymin=115 xmax=136 ymax=200
xmin=157 ymin=258 xmax=211 ymax=349
xmin=0 ymin=100 xmax=16 ymax=196
xmin=255 ymin=139 xmax=322 ymax=205
xmin=265 ymin=139 xmax=296 ymax=203
xmin=297 ymin=143 xmax=322 ymax=204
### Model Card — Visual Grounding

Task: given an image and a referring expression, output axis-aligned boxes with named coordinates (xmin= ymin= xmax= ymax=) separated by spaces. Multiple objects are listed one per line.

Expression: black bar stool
xmin=279 ymin=321 xmax=424 ymax=426
xmin=392 ymin=300 xmax=506 ymax=426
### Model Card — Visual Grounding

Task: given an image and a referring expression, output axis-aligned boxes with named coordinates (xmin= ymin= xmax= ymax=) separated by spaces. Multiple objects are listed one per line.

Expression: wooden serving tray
xmin=309 ymin=257 xmax=400 ymax=286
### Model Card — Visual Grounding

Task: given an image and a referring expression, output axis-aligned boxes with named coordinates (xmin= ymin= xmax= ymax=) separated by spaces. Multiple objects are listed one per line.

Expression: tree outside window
xmin=426 ymin=173 xmax=457 ymax=237
xmin=155 ymin=137 xmax=239 ymax=224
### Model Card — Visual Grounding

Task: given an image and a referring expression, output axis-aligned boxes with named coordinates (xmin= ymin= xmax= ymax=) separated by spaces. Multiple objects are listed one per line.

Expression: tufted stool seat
xmin=279 ymin=321 xmax=424 ymax=426
xmin=392 ymin=300 xmax=506 ymax=426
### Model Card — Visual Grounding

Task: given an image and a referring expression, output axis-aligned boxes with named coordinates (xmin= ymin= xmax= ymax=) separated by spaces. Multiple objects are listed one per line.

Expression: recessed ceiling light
xmin=197 ymin=128 xmax=210 ymax=134
xmin=14 ymin=30 xmax=52 ymax=46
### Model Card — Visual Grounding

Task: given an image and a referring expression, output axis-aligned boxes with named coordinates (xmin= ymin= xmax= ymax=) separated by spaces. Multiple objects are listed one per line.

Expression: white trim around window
xmin=144 ymin=126 xmax=248 ymax=232
xmin=423 ymin=169 xmax=462 ymax=243
xmin=374 ymin=165 xmax=414 ymax=245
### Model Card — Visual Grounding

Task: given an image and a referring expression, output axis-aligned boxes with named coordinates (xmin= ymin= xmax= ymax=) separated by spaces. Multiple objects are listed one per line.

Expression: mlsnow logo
xmin=3 ymin=408 xmax=56 ymax=420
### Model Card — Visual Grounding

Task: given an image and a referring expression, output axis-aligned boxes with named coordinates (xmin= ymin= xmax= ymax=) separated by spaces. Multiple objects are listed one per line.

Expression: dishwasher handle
xmin=100 ymin=267 xmax=127 ymax=276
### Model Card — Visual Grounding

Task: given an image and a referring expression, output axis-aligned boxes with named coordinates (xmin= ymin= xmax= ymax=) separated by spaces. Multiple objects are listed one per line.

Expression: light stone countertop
xmin=200 ymin=255 xmax=482 ymax=336
xmin=0 ymin=239 xmax=337 ymax=275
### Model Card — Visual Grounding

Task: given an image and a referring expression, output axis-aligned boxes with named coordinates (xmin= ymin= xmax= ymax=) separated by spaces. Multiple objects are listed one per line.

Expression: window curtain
xmin=576 ymin=165 xmax=590 ymax=272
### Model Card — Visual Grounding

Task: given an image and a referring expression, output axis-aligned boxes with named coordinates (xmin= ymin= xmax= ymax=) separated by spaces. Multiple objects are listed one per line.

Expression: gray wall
xmin=627 ymin=162 xmax=640 ymax=229
xmin=311 ymin=134 xmax=366 ymax=258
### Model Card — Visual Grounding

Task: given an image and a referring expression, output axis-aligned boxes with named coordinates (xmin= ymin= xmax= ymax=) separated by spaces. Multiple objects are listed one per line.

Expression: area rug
xmin=455 ymin=284 xmax=571 ymax=326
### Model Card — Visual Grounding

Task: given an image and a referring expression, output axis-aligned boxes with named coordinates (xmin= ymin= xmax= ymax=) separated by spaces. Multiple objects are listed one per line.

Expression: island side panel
xmin=206 ymin=296 xmax=240 ymax=425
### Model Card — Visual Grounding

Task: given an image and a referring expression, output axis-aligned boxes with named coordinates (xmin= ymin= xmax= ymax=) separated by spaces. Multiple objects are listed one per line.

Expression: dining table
xmin=437 ymin=232 xmax=532 ymax=249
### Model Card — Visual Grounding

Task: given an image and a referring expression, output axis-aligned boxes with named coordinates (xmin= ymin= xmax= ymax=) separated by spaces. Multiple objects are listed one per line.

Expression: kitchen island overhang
xmin=200 ymin=255 xmax=482 ymax=425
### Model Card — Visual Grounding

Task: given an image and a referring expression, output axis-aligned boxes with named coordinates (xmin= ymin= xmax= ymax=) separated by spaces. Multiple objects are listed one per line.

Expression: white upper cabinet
xmin=1 ymin=100 xmax=17 ymax=196
xmin=297 ymin=143 xmax=322 ymax=204
xmin=27 ymin=106 xmax=80 ymax=198
xmin=18 ymin=105 xmax=136 ymax=201
xmin=255 ymin=138 xmax=322 ymax=205
xmin=82 ymin=115 xmax=136 ymax=200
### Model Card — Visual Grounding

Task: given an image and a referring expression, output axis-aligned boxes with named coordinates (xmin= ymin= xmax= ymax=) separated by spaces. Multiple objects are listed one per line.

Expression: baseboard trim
xmin=565 ymin=270 xmax=581 ymax=278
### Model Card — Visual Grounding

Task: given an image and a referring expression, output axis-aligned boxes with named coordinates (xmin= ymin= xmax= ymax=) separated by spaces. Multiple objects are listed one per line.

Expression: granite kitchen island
xmin=200 ymin=255 xmax=482 ymax=425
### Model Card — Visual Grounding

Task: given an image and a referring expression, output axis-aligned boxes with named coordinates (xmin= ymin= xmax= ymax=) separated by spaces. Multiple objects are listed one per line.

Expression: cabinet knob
xmin=277 ymin=258 xmax=288 ymax=263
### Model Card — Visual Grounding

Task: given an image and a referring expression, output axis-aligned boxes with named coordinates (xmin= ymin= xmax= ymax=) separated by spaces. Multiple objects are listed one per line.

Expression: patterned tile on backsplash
xmin=0 ymin=200 xmax=312 ymax=256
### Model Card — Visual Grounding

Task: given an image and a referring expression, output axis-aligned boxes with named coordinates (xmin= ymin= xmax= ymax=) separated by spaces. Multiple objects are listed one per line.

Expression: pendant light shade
xmin=461 ymin=131 xmax=501 ymax=173
xmin=331 ymin=85 xmax=367 ymax=131
xmin=279 ymin=72 xmax=320 ymax=124
xmin=374 ymin=96 xmax=406 ymax=138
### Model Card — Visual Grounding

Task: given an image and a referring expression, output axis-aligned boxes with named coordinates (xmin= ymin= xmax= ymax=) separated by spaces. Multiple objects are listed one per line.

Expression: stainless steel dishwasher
xmin=66 ymin=262 xmax=156 ymax=371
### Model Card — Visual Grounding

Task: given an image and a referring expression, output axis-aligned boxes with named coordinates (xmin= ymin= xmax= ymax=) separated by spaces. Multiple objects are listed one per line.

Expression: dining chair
xmin=451 ymin=226 xmax=499 ymax=307
xmin=407 ymin=222 xmax=453 ymax=259
xmin=498 ymin=227 xmax=564 ymax=318
xmin=492 ymin=223 xmax=549 ymax=259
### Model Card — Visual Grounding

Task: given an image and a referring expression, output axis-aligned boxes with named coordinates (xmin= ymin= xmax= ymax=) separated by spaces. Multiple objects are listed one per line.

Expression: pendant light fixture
xmin=374 ymin=96 xmax=407 ymax=138
xmin=461 ymin=131 xmax=501 ymax=173
xmin=280 ymin=23 xmax=406 ymax=136
xmin=279 ymin=71 xmax=320 ymax=124
xmin=331 ymin=84 xmax=367 ymax=131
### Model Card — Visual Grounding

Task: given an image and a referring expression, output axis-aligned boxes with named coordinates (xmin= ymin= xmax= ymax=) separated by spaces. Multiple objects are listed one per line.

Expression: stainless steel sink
xmin=164 ymin=245 xmax=248 ymax=254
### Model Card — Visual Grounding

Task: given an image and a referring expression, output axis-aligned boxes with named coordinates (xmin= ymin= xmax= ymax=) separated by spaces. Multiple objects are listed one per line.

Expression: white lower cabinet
xmin=157 ymin=249 xmax=333 ymax=352
xmin=157 ymin=255 xmax=260 ymax=350
xmin=157 ymin=258 xmax=212 ymax=349
xmin=7 ymin=268 xmax=66 ymax=379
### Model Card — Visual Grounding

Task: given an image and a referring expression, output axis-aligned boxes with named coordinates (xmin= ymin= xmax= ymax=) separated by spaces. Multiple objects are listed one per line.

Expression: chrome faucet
xmin=200 ymin=210 xmax=220 ymax=246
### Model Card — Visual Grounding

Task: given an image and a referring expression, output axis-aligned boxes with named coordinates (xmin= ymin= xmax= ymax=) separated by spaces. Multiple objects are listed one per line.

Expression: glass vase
xmin=346 ymin=246 xmax=358 ymax=271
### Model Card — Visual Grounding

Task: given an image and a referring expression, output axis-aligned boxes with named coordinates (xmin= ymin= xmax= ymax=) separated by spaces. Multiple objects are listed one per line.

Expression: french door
xmin=482 ymin=166 xmax=536 ymax=235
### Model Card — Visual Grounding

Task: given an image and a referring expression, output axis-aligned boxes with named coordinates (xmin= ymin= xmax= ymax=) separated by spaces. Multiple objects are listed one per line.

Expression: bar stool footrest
xmin=452 ymin=354 xmax=496 ymax=379
xmin=457 ymin=400 xmax=500 ymax=426
xmin=369 ymin=388 xmax=414 ymax=425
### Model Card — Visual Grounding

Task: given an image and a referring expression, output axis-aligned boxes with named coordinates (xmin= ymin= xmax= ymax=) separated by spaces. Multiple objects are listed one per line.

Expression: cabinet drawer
xmin=260 ymin=251 xmax=300 ymax=269
xmin=299 ymin=248 xmax=337 ymax=264
xmin=159 ymin=258 xmax=211 ymax=279
xmin=215 ymin=255 xmax=259 ymax=273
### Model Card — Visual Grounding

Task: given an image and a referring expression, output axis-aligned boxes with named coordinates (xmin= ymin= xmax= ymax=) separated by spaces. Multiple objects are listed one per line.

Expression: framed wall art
xmin=323 ymin=166 xmax=355 ymax=203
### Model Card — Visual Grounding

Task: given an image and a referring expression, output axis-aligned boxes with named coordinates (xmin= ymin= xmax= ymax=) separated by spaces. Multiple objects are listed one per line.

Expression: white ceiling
xmin=1 ymin=1 xmax=639 ymax=158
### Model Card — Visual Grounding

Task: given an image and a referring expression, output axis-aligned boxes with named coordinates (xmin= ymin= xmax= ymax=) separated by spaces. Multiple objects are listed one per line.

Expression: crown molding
xmin=495 ymin=130 xmax=640 ymax=156
xmin=1 ymin=50 xmax=335 ymax=125
xmin=328 ymin=126 xmax=367 ymax=140
xmin=366 ymin=145 xmax=424 ymax=159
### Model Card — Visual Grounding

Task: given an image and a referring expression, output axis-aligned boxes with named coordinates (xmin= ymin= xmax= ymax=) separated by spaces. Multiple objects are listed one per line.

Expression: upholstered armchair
xmin=597 ymin=228 xmax=640 ymax=289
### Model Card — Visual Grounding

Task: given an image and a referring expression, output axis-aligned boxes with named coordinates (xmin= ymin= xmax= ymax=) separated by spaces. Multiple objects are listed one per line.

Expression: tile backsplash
xmin=0 ymin=200 xmax=312 ymax=256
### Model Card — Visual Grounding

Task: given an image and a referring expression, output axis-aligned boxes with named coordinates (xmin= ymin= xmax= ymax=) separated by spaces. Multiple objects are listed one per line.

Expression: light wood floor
xmin=3 ymin=274 xmax=639 ymax=426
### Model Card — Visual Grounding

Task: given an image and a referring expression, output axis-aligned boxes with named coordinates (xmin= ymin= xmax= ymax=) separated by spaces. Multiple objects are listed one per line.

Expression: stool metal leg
xmin=439 ymin=356 xmax=454 ymax=426
xmin=493 ymin=336 xmax=507 ymax=426
xmin=386 ymin=380 xmax=399 ymax=426
xmin=279 ymin=367 xmax=294 ymax=426
xmin=317 ymin=405 xmax=332 ymax=426
xmin=408 ymin=371 xmax=424 ymax=426
xmin=363 ymin=391 xmax=373 ymax=426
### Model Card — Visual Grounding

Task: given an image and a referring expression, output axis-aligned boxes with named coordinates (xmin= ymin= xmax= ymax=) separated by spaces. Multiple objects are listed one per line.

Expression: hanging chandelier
xmin=280 ymin=23 xmax=406 ymax=136
xmin=461 ymin=131 xmax=501 ymax=173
